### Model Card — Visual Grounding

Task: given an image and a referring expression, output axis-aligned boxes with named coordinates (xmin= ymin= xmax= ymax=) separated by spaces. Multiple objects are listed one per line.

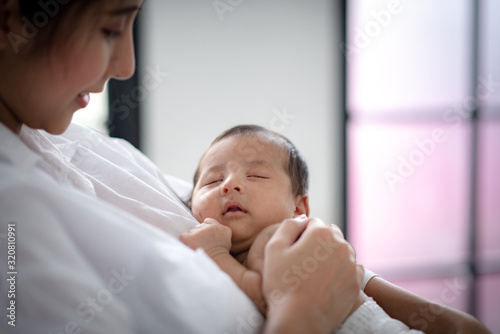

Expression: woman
xmin=0 ymin=1 xmax=363 ymax=333
xmin=0 ymin=1 xmax=489 ymax=333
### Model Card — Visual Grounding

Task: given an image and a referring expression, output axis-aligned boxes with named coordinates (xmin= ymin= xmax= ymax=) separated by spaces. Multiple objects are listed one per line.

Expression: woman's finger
xmin=266 ymin=215 xmax=309 ymax=251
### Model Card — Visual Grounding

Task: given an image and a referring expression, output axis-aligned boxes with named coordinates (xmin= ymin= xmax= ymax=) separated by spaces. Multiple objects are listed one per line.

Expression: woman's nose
xmin=109 ymin=29 xmax=136 ymax=80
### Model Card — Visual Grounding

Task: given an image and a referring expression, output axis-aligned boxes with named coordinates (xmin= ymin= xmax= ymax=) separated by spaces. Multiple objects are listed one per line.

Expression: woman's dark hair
xmin=193 ymin=124 xmax=309 ymax=197
xmin=17 ymin=0 xmax=100 ymax=51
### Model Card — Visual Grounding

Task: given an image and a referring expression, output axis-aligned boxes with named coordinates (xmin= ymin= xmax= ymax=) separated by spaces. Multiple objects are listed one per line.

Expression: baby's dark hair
xmin=193 ymin=124 xmax=309 ymax=197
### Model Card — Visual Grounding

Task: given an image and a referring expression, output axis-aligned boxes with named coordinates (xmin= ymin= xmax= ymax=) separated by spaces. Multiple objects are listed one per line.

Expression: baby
xmin=180 ymin=124 xmax=422 ymax=332
xmin=181 ymin=124 xmax=361 ymax=313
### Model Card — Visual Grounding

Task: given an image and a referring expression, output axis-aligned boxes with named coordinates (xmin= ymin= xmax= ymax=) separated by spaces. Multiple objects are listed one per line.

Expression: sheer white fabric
xmin=0 ymin=123 xmax=262 ymax=333
xmin=0 ymin=122 xmax=416 ymax=333
xmin=21 ymin=123 xmax=199 ymax=238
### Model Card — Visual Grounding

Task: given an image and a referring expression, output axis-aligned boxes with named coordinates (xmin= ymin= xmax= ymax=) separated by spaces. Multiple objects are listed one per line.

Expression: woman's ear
xmin=294 ymin=194 xmax=309 ymax=217
xmin=0 ymin=0 xmax=24 ymax=51
xmin=0 ymin=0 xmax=8 ymax=49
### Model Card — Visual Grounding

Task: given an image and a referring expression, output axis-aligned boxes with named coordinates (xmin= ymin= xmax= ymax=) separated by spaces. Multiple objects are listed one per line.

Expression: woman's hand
xmin=262 ymin=215 xmax=365 ymax=334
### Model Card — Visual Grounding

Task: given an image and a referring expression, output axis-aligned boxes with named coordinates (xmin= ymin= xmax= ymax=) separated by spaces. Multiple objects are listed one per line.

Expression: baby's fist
xmin=180 ymin=218 xmax=232 ymax=257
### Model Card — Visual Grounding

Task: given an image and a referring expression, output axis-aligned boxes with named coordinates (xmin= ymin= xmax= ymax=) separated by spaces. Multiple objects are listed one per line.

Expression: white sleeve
xmin=334 ymin=298 xmax=425 ymax=334
xmin=362 ymin=268 xmax=380 ymax=290
xmin=34 ymin=122 xmax=199 ymax=238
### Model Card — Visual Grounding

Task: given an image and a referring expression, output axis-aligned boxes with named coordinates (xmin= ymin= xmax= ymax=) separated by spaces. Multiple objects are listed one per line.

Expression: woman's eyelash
xmin=102 ymin=29 xmax=123 ymax=38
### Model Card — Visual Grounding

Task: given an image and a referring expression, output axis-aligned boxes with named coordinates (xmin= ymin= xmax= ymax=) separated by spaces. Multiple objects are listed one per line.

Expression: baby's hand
xmin=180 ymin=218 xmax=232 ymax=259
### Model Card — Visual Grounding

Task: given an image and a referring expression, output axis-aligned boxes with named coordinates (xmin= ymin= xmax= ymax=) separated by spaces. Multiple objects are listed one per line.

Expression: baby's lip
xmin=223 ymin=202 xmax=247 ymax=215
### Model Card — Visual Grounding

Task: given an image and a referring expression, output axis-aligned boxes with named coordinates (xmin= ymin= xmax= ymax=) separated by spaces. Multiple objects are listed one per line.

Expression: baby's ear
xmin=294 ymin=194 xmax=309 ymax=217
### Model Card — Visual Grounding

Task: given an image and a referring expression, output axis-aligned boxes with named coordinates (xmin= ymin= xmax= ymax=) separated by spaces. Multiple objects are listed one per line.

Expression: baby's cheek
xmin=192 ymin=197 xmax=221 ymax=224
xmin=191 ymin=207 xmax=205 ymax=223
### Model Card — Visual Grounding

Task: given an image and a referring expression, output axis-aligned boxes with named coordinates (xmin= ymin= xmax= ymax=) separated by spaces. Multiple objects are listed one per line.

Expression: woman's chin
xmin=42 ymin=120 xmax=72 ymax=135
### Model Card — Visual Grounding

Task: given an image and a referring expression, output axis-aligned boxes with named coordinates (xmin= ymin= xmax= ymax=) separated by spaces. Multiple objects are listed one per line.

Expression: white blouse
xmin=0 ymin=123 xmax=262 ymax=334
xmin=0 ymin=122 xmax=420 ymax=333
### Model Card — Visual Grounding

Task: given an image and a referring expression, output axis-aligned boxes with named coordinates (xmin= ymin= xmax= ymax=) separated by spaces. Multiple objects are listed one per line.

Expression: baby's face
xmin=191 ymin=135 xmax=301 ymax=254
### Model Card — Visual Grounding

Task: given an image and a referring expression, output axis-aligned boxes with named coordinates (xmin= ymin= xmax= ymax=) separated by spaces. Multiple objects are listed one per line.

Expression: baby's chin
xmin=230 ymin=233 xmax=258 ymax=255
xmin=231 ymin=224 xmax=281 ymax=255
xmin=230 ymin=239 xmax=252 ymax=256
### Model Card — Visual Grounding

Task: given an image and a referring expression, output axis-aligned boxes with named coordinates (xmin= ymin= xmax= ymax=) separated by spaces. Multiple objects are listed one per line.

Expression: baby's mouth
xmin=223 ymin=202 xmax=247 ymax=215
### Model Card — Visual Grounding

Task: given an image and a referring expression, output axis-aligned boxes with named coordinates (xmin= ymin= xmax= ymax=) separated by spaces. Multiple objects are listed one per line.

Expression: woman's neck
xmin=0 ymin=97 xmax=22 ymax=134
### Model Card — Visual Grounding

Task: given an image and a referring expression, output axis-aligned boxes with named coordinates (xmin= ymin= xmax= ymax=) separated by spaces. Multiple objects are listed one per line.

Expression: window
xmin=345 ymin=0 xmax=499 ymax=331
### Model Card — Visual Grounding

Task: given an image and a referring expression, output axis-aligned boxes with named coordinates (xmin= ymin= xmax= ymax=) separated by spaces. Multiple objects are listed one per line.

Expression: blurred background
xmin=73 ymin=0 xmax=499 ymax=331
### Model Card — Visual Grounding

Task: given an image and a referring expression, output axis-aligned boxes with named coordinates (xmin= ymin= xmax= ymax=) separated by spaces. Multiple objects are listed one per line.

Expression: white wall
xmin=141 ymin=0 xmax=344 ymax=226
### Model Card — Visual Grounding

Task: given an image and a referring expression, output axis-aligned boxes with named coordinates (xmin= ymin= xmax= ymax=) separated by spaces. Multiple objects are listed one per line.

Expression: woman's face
xmin=0 ymin=0 xmax=143 ymax=134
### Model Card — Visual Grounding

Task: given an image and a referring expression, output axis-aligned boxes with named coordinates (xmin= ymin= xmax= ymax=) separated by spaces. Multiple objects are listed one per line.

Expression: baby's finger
xmin=203 ymin=218 xmax=220 ymax=225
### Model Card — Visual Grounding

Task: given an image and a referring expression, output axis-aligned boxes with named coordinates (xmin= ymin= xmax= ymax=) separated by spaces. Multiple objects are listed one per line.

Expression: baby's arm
xmin=180 ymin=218 xmax=266 ymax=314
xmin=364 ymin=277 xmax=491 ymax=333
xmin=244 ymin=224 xmax=281 ymax=273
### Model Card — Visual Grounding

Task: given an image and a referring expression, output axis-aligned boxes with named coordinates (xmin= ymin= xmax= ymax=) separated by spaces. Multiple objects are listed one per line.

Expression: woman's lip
xmin=76 ymin=92 xmax=90 ymax=108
